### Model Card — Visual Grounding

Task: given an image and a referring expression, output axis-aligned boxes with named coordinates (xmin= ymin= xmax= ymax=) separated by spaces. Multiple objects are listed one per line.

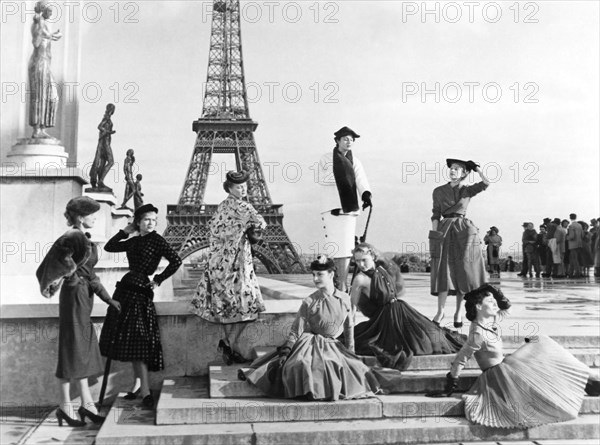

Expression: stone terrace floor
xmin=2 ymin=271 xmax=598 ymax=445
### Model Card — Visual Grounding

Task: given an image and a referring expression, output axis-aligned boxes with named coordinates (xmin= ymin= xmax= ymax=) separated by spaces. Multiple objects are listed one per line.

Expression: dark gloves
xmin=276 ymin=346 xmax=291 ymax=367
xmin=465 ymin=160 xmax=480 ymax=172
xmin=491 ymin=286 xmax=511 ymax=310
xmin=361 ymin=191 xmax=372 ymax=210
xmin=425 ymin=372 xmax=459 ymax=398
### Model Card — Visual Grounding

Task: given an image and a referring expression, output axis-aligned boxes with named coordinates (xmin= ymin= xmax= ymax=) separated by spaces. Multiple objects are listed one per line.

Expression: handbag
xmin=246 ymin=226 xmax=263 ymax=244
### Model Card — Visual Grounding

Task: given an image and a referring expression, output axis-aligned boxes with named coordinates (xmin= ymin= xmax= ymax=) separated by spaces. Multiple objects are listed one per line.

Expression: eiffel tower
xmin=163 ymin=0 xmax=305 ymax=273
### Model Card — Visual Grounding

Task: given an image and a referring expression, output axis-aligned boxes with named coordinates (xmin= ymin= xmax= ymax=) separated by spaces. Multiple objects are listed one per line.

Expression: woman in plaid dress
xmin=99 ymin=204 xmax=181 ymax=407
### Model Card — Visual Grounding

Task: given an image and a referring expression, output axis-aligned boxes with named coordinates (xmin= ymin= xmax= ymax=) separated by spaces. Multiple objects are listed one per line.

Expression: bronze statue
xmin=133 ymin=174 xmax=144 ymax=210
xmin=89 ymin=104 xmax=116 ymax=191
xmin=120 ymin=149 xmax=135 ymax=208
xmin=28 ymin=0 xmax=62 ymax=139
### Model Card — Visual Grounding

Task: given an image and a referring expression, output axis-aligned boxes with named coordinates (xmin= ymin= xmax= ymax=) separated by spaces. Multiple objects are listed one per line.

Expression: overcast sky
xmin=5 ymin=1 xmax=599 ymax=258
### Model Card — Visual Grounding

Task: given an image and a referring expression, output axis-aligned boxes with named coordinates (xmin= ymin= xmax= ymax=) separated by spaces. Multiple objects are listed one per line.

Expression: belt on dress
xmin=443 ymin=213 xmax=464 ymax=218
xmin=115 ymin=280 xmax=154 ymax=299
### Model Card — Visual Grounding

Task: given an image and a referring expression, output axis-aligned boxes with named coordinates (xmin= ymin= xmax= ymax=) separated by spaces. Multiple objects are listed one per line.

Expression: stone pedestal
xmin=5 ymin=138 xmax=69 ymax=170
xmin=0 ymin=167 xmax=87 ymax=304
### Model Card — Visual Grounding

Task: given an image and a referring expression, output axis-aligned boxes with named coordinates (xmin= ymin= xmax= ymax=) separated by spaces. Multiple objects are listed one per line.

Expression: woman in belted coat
xmin=37 ymin=197 xmax=121 ymax=426
xmin=429 ymin=159 xmax=490 ymax=328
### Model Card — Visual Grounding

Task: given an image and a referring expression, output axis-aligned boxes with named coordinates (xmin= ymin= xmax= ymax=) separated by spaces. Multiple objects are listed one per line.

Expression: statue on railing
xmin=28 ymin=0 xmax=62 ymax=139
xmin=120 ymin=149 xmax=135 ymax=208
xmin=89 ymin=104 xmax=116 ymax=191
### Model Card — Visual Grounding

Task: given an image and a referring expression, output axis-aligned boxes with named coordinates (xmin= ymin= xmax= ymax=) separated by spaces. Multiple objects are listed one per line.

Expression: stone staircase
xmin=95 ymin=338 xmax=600 ymax=444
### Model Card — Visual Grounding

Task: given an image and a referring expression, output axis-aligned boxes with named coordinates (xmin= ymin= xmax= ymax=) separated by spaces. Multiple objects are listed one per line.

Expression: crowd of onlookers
xmin=482 ymin=214 xmax=599 ymax=278
xmin=517 ymin=214 xmax=599 ymax=278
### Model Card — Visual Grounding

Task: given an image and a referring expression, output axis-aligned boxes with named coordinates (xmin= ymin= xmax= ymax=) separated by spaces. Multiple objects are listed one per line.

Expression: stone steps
xmin=209 ymin=365 xmax=483 ymax=398
xmin=96 ymin=394 xmax=600 ymax=445
xmin=156 ymin=376 xmax=600 ymax=425
xmin=251 ymin=346 xmax=600 ymax=370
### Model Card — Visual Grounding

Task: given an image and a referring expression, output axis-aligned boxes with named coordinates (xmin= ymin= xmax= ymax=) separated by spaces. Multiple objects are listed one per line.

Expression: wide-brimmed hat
xmin=66 ymin=196 xmax=100 ymax=216
xmin=310 ymin=255 xmax=336 ymax=271
xmin=334 ymin=126 xmax=360 ymax=140
xmin=225 ymin=170 xmax=250 ymax=184
xmin=134 ymin=203 xmax=158 ymax=219
xmin=445 ymin=158 xmax=473 ymax=172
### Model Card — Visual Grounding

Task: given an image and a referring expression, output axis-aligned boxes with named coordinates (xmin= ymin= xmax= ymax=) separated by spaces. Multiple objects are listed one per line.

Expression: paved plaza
xmin=2 ymin=272 xmax=598 ymax=444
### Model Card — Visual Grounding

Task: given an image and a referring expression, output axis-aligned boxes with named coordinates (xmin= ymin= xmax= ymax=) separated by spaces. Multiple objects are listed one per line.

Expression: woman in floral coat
xmin=190 ymin=171 xmax=267 ymax=363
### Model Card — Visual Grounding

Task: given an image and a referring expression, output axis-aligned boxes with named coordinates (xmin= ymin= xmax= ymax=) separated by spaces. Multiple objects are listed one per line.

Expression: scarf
xmin=332 ymin=147 xmax=358 ymax=213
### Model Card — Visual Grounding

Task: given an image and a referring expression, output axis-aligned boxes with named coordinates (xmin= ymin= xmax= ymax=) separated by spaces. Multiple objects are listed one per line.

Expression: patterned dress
xmin=452 ymin=324 xmax=589 ymax=428
xmin=430 ymin=182 xmax=488 ymax=296
xmin=36 ymin=229 xmax=110 ymax=379
xmin=246 ymin=289 xmax=379 ymax=401
xmin=99 ymin=230 xmax=182 ymax=371
xmin=190 ymin=196 xmax=266 ymax=324
xmin=354 ymin=261 xmax=465 ymax=369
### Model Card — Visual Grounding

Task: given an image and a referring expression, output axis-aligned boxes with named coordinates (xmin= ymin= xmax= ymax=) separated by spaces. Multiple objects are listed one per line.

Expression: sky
xmin=2 ymin=0 xmax=599 ymax=260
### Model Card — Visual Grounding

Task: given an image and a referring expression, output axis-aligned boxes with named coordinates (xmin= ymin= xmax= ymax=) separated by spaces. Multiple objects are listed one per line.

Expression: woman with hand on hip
xmin=427 ymin=283 xmax=600 ymax=428
xmin=99 ymin=204 xmax=182 ymax=408
xmin=37 ymin=197 xmax=121 ymax=426
xmin=429 ymin=159 xmax=489 ymax=328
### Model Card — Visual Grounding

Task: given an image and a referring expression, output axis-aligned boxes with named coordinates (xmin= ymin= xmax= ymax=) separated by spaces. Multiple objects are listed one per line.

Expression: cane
xmin=99 ymin=358 xmax=111 ymax=405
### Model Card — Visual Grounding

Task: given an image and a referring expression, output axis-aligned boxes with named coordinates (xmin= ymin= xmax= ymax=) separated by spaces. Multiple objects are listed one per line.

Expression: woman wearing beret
xmin=483 ymin=226 xmax=502 ymax=276
xmin=241 ymin=255 xmax=379 ymax=401
xmin=190 ymin=171 xmax=267 ymax=363
xmin=427 ymin=283 xmax=600 ymax=428
xmin=350 ymin=243 xmax=465 ymax=371
xmin=99 ymin=203 xmax=182 ymax=408
xmin=36 ymin=196 xmax=121 ymax=426
xmin=430 ymin=159 xmax=489 ymax=328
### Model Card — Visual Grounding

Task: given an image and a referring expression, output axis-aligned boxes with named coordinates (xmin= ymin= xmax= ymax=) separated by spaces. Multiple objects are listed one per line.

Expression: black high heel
xmin=123 ymin=388 xmax=141 ymax=400
xmin=237 ymin=369 xmax=247 ymax=381
xmin=78 ymin=406 xmax=105 ymax=424
xmin=218 ymin=339 xmax=234 ymax=365
xmin=142 ymin=392 xmax=155 ymax=408
xmin=55 ymin=408 xmax=86 ymax=427
xmin=230 ymin=348 xmax=249 ymax=364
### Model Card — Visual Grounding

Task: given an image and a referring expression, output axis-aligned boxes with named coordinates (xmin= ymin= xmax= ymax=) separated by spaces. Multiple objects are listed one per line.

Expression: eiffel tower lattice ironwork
xmin=163 ymin=0 xmax=305 ymax=273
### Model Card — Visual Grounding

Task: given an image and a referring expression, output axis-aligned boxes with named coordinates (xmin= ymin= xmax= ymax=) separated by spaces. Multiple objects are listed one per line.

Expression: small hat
xmin=310 ymin=255 xmax=336 ymax=271
xmin=134 ymin=203 xmax=159 ymax=219
xmin=445 ymin=158 xmax=472 ymax=172
xmin=66 ymin=196 xmax=100 ymax=216
xmin=489 ymin=226 xmax=499 ymax=233
xmin=225 ymin=170 xmax=250 ymax=184
xmin=552 ymin=218 xmax=561 ymax=225
xmin=543 ymin=217 xmax=551 ymax=224
xmin=522 ymin=222 xmax=529 ymax=227
xmin=334 ymin=126 xmax=360 ymax=140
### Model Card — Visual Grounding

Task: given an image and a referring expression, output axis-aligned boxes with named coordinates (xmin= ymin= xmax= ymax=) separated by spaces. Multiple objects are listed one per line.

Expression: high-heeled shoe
xmin=55 ymin=408 xmax=86 ymax=427
xmin=77 ymin=406 xmax=105 ymax=424
xmin=142 ymin=392 xmax=155 ymax=408
xmin=218 ymin=339 xmax=234 ymax=365
xmin=123 ymin=388 xmax=141 ymax=400
xmin=453 ymin=315 xmax=463 ymax=329
xmin=237 ymin=369 xmax=247 ymax=381
xmin=230 ymin=348 xmax=249 ymax=364
xmin=432 ymin=313 xmax=445 ymax=326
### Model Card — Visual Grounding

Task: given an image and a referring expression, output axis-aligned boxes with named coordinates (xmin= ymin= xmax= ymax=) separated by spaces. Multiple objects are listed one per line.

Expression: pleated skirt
xmin=463 ymin=335 xmax=589 ymax=428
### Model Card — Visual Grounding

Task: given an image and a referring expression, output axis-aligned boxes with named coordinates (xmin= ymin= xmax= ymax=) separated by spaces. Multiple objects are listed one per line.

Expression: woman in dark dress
xmin=430 ymin=158 xmax=490 ymax=328
xmin=428 ymin=283 xmax=600 ymax=428
xmin=350 ymin=243 xmax=465 ymax=371
xmin=99 ymin=204 xmax=182 ymax=407
xmin=37 ymin=197 xmax=121 ymax=426
xmin=242 ymin=255 xmax=379 ymax=401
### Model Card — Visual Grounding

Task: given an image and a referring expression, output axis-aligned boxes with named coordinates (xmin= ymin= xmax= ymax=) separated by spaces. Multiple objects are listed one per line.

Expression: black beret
xmin=134 ymin=203 xmax=159 ymax=219
xmin=334 ymin=126 xmax=360 ymax=140
xmin=225 ymin=170 xmax=250 ymax=184
xmin=66 ymin=196 xmax=100 ymax=216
